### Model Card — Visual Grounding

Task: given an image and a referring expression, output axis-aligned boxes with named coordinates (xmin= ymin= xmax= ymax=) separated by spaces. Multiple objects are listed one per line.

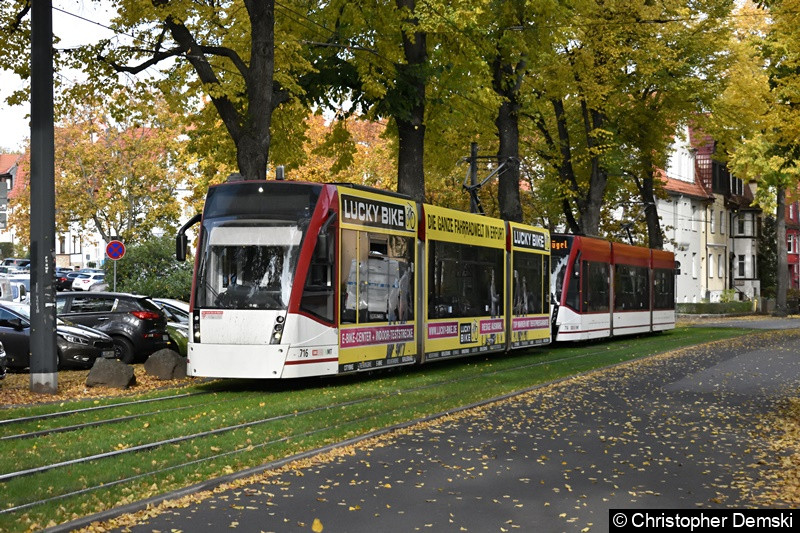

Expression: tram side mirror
xmin=316 ymin=233 xmax=329 ymax=261
xmin=176 ymin=234 xmax=188 ymax=262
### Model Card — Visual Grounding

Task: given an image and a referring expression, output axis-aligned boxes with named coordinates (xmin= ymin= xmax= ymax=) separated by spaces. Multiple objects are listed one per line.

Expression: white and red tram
xmin=176 ymin=178 xmax=674 ymax=379
xmin=550 ymin=234 xmax=676 ymax=341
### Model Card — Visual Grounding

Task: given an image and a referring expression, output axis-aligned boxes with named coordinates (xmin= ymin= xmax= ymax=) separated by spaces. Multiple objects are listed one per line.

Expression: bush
xmin=106 ymin=235 xmax=192 ymax=300
xmin=676 ymin=301 xmax=753 ymax=315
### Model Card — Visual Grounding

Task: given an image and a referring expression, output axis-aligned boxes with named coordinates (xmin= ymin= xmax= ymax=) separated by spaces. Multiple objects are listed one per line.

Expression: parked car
xmin=0 ymin=301 xmax=116 ymax=370
xmin=152 ymin=298 xmax=190 ymax=324
xmin=56 ymin=292 xmax=170 ymax=363
xmin=153 ymin=299 xmax=190 ymax=356
xmin=0 ymin=275 xmax=29 ymax=303
xmin=1 ymin=258 xmax=30 ymax=268
xmin=0 ymin=266 xmax=25 ymax=276
xmin=72 ymin=272 xmax=106 ymax=291
xmin=57 ymin=271 xmax=82 ymax=291
xmin=0 ymin=340 xmax=6 ymax=380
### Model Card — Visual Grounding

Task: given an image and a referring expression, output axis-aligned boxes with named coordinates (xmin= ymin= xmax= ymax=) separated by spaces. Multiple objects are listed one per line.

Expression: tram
xmin=176 ymin=178 xmax=673 ymax=379
xmin=550 ymin=234 xmax=676 ymax=341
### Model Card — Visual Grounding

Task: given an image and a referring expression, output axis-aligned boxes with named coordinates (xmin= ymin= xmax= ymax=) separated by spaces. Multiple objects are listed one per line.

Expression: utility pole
xmin=462 ymin=143 xmax=510 ymax=216
xmin=469 ymin=142 xmax=479 ymax=214
xmin=29 ymin=0 xmax=58 ymax=394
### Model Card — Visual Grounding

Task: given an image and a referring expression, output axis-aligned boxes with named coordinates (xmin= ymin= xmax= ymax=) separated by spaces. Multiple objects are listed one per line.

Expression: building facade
xmin=657 ymin=126 xmax=761 ymax=303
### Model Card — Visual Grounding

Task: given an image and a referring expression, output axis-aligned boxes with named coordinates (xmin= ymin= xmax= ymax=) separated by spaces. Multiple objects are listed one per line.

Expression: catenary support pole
xmin=29 ymin=0 xmax=58 ymax=394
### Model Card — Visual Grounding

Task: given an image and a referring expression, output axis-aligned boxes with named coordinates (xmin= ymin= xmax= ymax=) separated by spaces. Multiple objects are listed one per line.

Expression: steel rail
xmin=0 ymin=341 xmax=634 ymax=487
xmin=4 ymin=340 xmax=645 ymax=516
xmin=0 ymin=388 xmax=454 ymax=516
xmin=0 ymin=392 xmax=205 ymax=427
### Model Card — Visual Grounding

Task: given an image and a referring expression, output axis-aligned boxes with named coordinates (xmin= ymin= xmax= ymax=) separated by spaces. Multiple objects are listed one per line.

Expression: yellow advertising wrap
xmin=508 ymin=222 xmax=552 ymax=348
xmin=337 ymin=186 xmax=419 ymax=372
xmin=423 ymin=204 xmax=507 ymax=361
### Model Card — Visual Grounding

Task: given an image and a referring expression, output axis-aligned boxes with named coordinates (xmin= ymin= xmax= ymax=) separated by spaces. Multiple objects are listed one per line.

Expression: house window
xmin=720 ymin=211 xmax=725 ymax=234
xmin=718 ymin=254 xmax=724 ymax=278
xmin=789 ymin=234 xmax=796 ymax=254
xmin=708 ymin=254 xmax=714 ymax=278
xmin=692 ymin=253 xmax=698 ymax=279
xmin=738 ymin=215 xmax=746 ymax=236
xmin=752 ymin=254 xmax=756 ymax=278
xmin=710 ymin=209 xmax=715 ymax=233
xmin=738 ymin=255 xmax=746 ymax=277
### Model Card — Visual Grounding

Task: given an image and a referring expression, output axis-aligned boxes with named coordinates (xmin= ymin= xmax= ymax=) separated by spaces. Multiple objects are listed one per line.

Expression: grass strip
xmin=2 ymin=326 xmax=752 ymax=531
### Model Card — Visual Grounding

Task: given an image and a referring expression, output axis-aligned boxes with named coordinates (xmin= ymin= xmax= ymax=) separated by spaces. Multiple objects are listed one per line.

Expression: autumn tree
xmin=63 ymin=0 xmax=300 ymax=183
xmin=8 ymin=90 xmax=188 ymax=248
xmin=290 ymin=114 xmax=397 ymax=190
xmin=615 ymin=1 xmax=732 ymax=249
xmin=522 ymin=0 xmax=733 ymax=242
xmin=712 ymin=0 xmax=800 ymax=315
xmin=302 ymin=0 xmax=431 ymax=202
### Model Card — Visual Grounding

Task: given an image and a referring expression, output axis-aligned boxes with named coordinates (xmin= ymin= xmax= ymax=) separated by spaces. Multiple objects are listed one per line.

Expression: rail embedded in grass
xmin=0 ymin=327 xmax=752 ymax=531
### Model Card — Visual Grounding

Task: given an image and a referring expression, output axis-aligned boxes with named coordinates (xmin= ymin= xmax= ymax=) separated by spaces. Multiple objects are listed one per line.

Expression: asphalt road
xmin=63 ymin=327 xmax=800 ymax=532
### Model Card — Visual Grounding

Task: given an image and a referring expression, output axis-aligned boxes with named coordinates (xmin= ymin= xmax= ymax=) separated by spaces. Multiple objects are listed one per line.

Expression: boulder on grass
xmin=86 ymin=358 xmax=136 ymax=389
xmin=144 ymin=349 xmax=187 ymax=380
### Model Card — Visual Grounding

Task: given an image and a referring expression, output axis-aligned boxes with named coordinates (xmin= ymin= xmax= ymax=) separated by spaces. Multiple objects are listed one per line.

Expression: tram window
xmin=428 ymin=241 xmax=503 ymax=319
xmin=614 ymin=264 xmax=650 ymax=311
xmin=341 ymin=230 xmax=415 ymax=324
xmin=513 ymin=252 xmax=544 ymax=315
xmin=583 ymin=261 xmax=610 ymax=313
xmin=301 ymin=218 xmax=336 ymax=323
xmin=653 ymin=268 xmax=675 ymax=310
xmin=564 ymin=252 xmax=580 ymax=311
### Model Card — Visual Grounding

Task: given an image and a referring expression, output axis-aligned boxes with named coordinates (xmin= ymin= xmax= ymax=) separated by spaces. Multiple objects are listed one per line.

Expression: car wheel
xmin=113 ymin=337 xmax=136 ymax=364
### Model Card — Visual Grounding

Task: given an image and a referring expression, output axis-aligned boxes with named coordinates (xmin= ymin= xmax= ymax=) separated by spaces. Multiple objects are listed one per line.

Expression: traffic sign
xmin=106 ymin=240 xmax=126 ymax=261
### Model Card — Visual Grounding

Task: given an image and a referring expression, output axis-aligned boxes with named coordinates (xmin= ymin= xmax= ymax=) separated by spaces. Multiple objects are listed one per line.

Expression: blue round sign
xmin=106 ymin=240 xmax=126 ymax=261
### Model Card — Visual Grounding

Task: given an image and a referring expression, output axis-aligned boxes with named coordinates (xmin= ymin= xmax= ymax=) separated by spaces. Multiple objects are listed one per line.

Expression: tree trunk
xmin=639 ymin=167 xmax=664 ymax=249
xmin=394 ymin=0 xmax=426 ymax=203
xmin=396 ymin=117 xmax=425 ymax=202
xmin=551 ymin=98 xmax=581 ymax=234
xmin=578 ymin=107 xmax=607 ymax=237
xmin=492 ymin=55 xmax=523 ymax=223
xmin=238 ymin=0 xmax=274 ymax=180
xmin=774 ymin=186 xmax=789 ymax=316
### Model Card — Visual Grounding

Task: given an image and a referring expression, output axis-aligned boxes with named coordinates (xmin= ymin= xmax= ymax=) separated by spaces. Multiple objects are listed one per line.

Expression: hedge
xmin=676 ymin=301 xmax=754 ymax=315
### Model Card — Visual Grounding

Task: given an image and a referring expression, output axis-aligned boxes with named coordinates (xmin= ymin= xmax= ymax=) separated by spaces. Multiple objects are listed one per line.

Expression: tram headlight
xmin=270 ymin=321 xmax=284 ymax=344
xmin=193 ymin=311 xmax=201 ymax=343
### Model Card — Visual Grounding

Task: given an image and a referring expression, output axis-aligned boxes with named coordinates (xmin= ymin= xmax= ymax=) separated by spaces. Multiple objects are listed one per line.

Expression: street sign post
xmin=106 ymin=240 xmax=125 ymax=291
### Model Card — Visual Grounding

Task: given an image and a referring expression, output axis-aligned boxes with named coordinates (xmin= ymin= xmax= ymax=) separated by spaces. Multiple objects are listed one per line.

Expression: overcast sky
xmin=0 ymin=1 xmax=115 ymax=152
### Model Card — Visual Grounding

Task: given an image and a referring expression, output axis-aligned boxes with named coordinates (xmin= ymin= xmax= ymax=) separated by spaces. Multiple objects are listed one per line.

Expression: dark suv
xmin=56 ymin=292 xmax=169 ymax=363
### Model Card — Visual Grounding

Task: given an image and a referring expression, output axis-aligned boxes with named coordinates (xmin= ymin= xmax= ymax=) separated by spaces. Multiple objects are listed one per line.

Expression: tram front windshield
xmin=550 ymin=235 xmax=573 ymax=305
xmin=194 ymin=182 xmax=320 ymax=311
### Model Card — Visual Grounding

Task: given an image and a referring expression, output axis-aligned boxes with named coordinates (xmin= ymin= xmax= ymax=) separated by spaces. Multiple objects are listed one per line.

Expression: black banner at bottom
xmin=610 ymin=509 xmax=795 ymax=531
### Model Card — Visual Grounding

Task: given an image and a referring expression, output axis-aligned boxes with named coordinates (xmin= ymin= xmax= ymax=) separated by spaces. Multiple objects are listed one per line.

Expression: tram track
xmin=8 ymin=327 xmax=738 ymax=533
xmin=0 ymin=340 xmax=636 ymax=502
xmin=0 ymin=391 xmax=206 ymax=427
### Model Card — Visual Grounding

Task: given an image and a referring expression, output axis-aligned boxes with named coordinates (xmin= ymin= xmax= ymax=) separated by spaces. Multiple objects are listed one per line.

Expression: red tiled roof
xmin=657 ymin=168 xmax=713 ymax=200
xmin=0 ymin=153 xmax=21 ymax=174
xmin=0 ymin=152 xmax=28 ymax=199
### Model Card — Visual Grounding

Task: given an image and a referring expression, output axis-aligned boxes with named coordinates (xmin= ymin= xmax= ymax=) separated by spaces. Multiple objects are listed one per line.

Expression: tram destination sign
xmin=340 ymin=193 xmax=413 ymax=232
